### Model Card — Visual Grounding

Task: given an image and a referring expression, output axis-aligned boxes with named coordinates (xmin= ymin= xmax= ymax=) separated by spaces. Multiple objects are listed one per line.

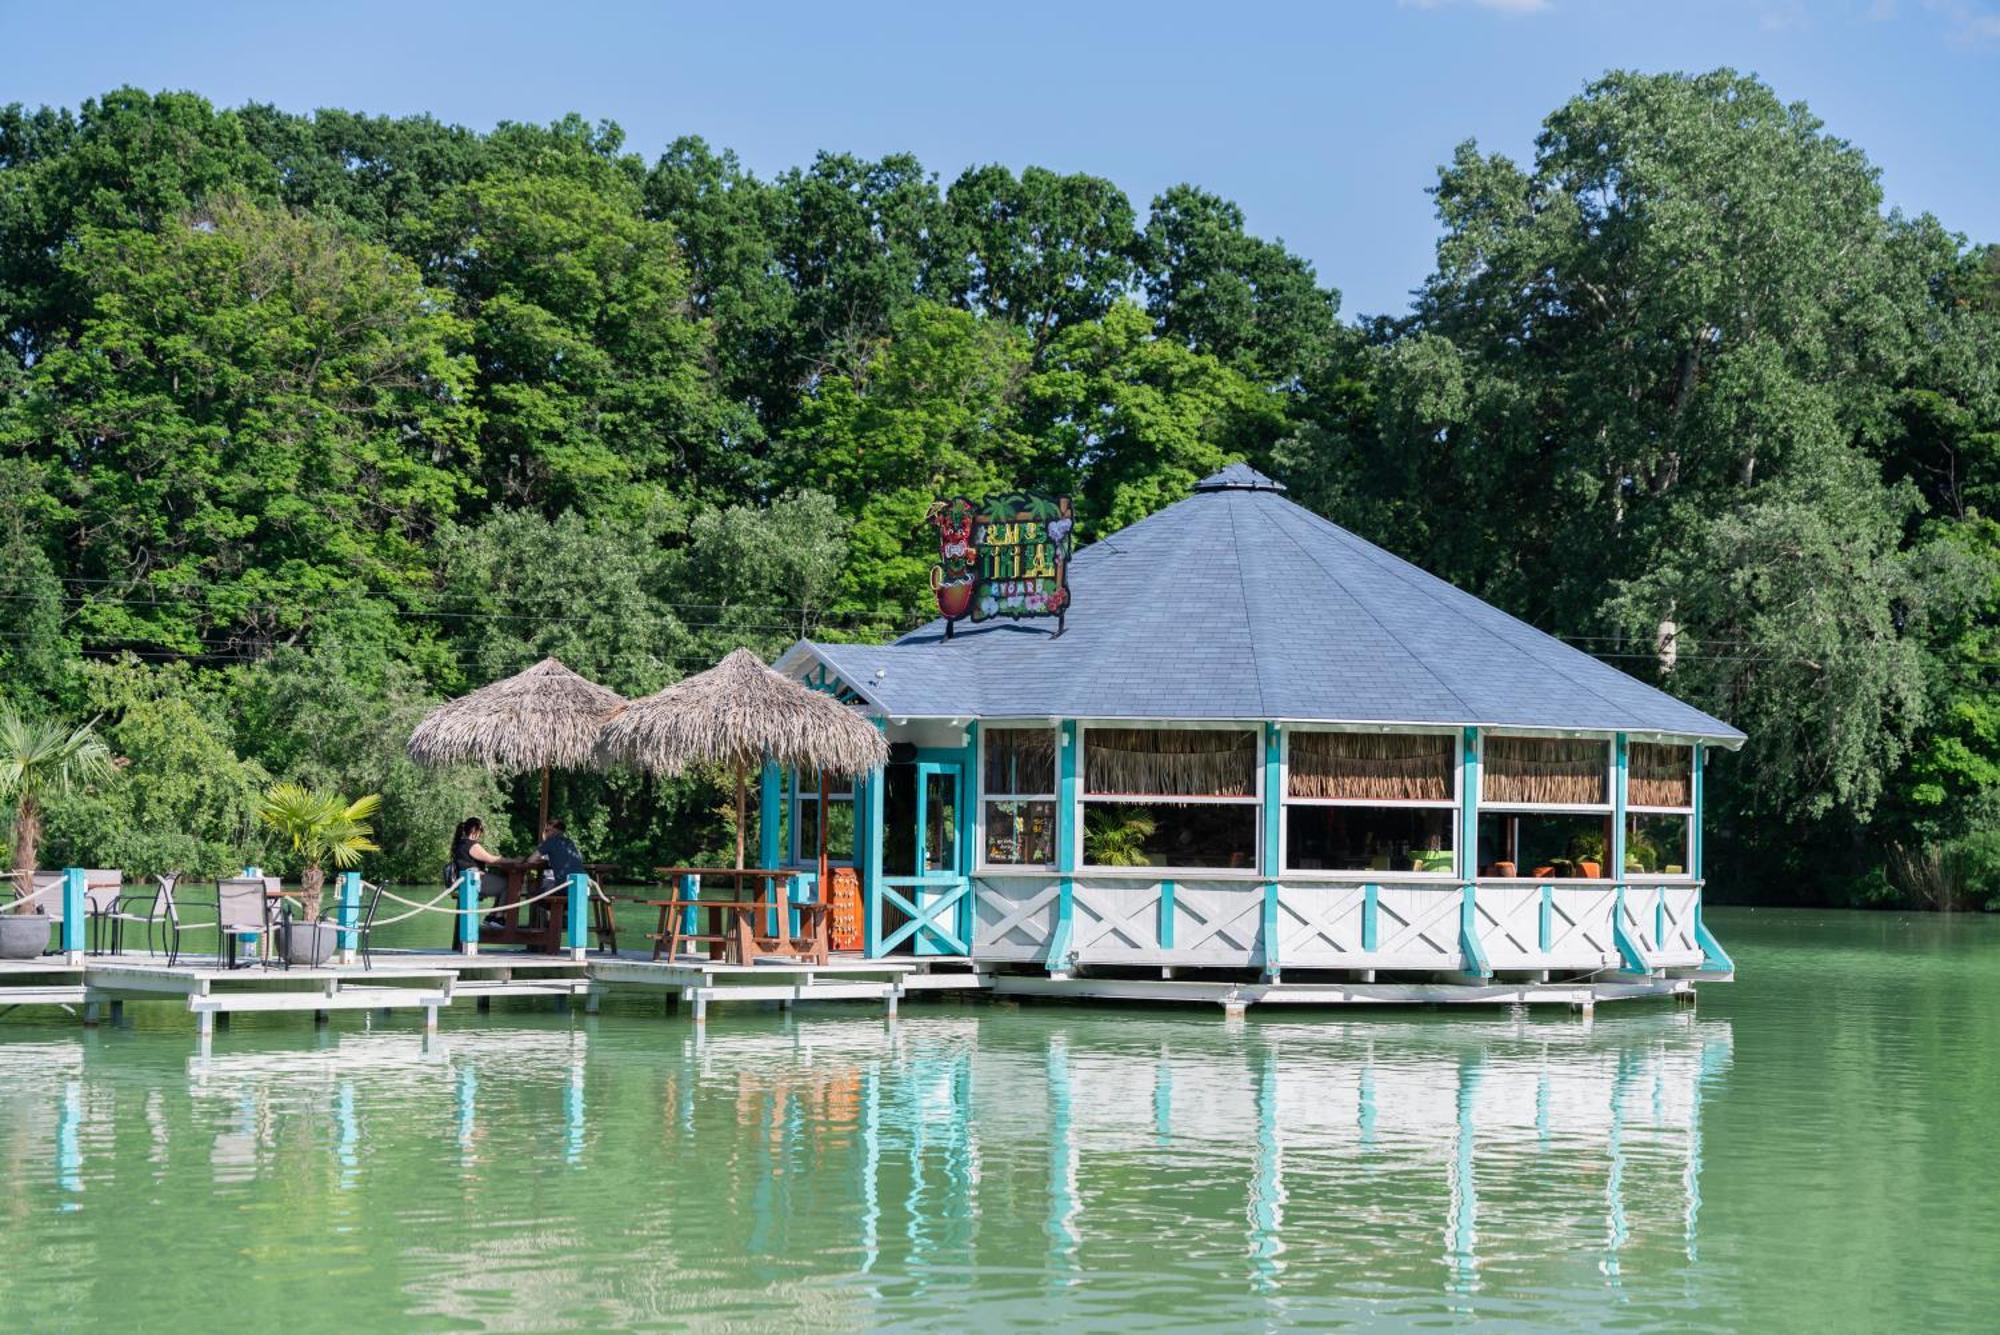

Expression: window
xmin=1480 ymin=736 xmax=1612 ymax=878
xmin=1285 ymin=731 xmax=1458 ymax=874
xmin=793 ymin=773 xmax=854 ymax=865
xmin=1626 ymin=742 xmax=1693 ymax=876
xmin=983 ymin=727 xmax=1057 ymax=867
xmin=1083 ymin=727 xmax=1259 ymax=870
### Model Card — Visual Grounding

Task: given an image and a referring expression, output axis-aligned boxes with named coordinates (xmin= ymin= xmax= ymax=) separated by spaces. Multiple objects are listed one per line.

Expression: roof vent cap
xmin=1193 ymin=462 xmax=1286 ymax=493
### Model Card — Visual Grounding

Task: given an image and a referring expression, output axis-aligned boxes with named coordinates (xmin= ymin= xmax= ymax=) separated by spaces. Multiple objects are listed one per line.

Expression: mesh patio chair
xmin=145 ymin=874 xmax=216 ymax=966
xmin=216 ymin=877 xmax=274 ymax=969
xmin=275 ymin=883 xmax=382 ymax=969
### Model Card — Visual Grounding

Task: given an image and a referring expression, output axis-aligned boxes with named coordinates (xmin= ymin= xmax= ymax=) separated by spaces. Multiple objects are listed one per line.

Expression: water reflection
xmin=0 ymin=1007 xmax=1735 ymax=1328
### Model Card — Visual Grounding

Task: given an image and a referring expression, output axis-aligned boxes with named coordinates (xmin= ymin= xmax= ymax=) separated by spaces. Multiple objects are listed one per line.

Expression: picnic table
xmin=646 ymin=866 xmax=828 ymax=966
xmin=470 ymin=858 xmax=618 ymax=953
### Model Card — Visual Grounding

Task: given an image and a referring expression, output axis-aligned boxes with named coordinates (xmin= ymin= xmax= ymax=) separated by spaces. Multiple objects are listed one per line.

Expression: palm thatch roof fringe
xmin=1628 ymin=742 xmax=1694 ymax=808
xmin=407 ymin=657 xmax=626 ymax=772
xmin=1288 ymin=731 xmax=1454 ymax=802
xmin=597 ymin=648 xmax=888 ymax=778
xmin=1084 ymin=727 xmax=1257 ymax=798
xmin=1483 ymin=736 xmax=1609 ymax=806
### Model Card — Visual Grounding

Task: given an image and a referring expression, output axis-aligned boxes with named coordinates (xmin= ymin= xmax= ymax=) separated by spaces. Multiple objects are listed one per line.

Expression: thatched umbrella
xmin=597 ymin=648 xmax=888 ymax=871
xmin=407 ymin=657 xmax=626 ymax=831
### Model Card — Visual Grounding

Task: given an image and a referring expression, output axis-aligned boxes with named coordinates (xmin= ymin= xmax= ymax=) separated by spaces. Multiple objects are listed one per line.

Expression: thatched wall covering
xmin=985 ymin=728 xmax=1056 ymax=794
xmin=1628 ymin=743 xmax=1693 ymax=808
xmin=1482 ymin=736 xmax=1608 ymax=805
xmin=1288 ymin=731 xmax=1454 ymax=802
xmin=1085 ymin=728 xmax=1256 ymax=797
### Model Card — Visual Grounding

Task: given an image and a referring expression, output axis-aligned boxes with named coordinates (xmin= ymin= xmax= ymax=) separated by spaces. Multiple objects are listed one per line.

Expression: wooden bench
xmin=646 ymin=867 xmax=829 ymax=965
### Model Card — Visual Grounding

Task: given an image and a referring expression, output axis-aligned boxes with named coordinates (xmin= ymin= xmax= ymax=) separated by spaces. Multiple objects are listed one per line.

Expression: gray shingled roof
xmin=781 ymin=466 xmax=1743 ymax=743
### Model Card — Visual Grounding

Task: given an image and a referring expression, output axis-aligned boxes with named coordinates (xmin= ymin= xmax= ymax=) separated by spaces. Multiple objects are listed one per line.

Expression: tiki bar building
xmin=773 ymin=465 xmax=1740 ymax=1005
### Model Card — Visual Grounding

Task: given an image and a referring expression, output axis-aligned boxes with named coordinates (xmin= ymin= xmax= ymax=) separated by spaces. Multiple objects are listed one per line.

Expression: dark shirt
xmin=450 ymin=835 xmax=478 ymax=875
xmin=537 ymin=833 xmax=585 ymax=881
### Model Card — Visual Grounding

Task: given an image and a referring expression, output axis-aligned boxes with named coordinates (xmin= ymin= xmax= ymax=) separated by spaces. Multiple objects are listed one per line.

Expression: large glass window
xmin=1626 ymin=742 xmax=1694 ymax=876
xmin=1083 ymin=727 xmax=1259 ymax=870
xmin=1480 ymin=735 xmax=1612 ymax=878
xmin=982 ymin=727 xmax=1056 ymax=867
xmin=793 ymin=773 xmax=854 ymax=865
xmin=1478 ymin=812 xmax=1613 ymax=879
xmin=1285 ymin=731 xmax=1458 ymax=874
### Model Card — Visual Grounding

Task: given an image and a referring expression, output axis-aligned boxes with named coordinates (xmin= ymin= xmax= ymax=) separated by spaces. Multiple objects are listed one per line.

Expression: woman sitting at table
xmin=449 ymin=818 xmax=508 ymax=927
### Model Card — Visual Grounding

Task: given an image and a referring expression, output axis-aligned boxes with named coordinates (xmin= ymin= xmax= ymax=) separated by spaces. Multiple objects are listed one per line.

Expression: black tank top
xmin=451 ymin=835 xmax=477 ymax=871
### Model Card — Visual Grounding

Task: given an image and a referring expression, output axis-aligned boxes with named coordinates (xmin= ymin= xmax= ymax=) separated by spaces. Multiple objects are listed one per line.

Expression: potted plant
xmin=0 ymin=709 xmax=115 ymax=959
xmin=256 ymin=784 xmax=381 ymax=966
xmin=1084 ymin=806 xmax=1157 ymax=867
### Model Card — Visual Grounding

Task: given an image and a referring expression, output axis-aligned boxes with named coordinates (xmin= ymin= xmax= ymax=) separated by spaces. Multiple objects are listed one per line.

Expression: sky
xmin=2 ymin=0 xmax=1995 ymax=318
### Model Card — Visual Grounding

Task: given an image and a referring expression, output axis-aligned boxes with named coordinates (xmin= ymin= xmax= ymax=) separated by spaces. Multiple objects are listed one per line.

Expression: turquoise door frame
xmin=868 ymin=739 xmax=975 ymax=958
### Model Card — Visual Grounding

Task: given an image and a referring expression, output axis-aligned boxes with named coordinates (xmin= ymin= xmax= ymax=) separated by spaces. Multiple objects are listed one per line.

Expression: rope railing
xmin=2 ymin=880 xmax=59 ymax=911
xmin=366 ymin=880 xmax=569 ymax=929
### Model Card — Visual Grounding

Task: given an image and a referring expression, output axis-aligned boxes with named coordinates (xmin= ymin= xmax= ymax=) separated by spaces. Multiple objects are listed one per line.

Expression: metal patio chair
xmin=215 ymin=877 xmax=275 ymax=969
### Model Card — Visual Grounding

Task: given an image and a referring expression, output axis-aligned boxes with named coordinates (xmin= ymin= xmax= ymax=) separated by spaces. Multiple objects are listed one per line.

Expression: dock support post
xmin=62 ymin=867 xmax=86 ymax=964
xmin=1222 ymin=998 xmax=1249 ymax=1020
xmin=566 ymin=872 xmax=588 ymax=962
xmin=458 ymin=868 xmax=480 ymax=956
xmin=585 ymin=988 xmax=601 ymax=1015
xmin=83 ymin=999 xmax=102 ymax=1026
xmin=691 ymin=991 xmax=708 ymax=1025
xmin=197 ymin=1010 xmax=215 ymax=1040
xmin=885 ymin=988 xmax=899 ymax=1020
xmin=315 ymin=1009 xmax=329 ymax=1025
xmin=109 ymin=1000 xmax=123 ymax=1022
xmin=336 ymin=871 xmax=361 ymax=965
xmin=476 ymin=995 xmax=490 ymax=1013
xmin=425 ymin=1004 xmax=439 ymax=1036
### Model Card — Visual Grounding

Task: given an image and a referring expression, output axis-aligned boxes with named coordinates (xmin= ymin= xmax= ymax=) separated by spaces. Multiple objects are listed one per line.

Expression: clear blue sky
xmin=3 ymin=0 xmax=1994 ymax=317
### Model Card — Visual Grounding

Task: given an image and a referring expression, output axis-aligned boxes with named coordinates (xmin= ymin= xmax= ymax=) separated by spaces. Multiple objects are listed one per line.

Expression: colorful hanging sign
xmin=927 ymin=492 xmax=1073 ymax=636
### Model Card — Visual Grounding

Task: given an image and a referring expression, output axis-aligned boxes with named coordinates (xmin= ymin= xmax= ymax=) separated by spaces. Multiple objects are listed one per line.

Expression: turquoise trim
xmin=1692 ymin=743 xmax=1705 ymax=880
xmin=878 ymin=878 xmax=971 ymax=955
xmin=1261 ymin=723 xmax=1282 ymax=875
xmin=758 ymin=760 xmax=782 ymax=870
xmin=1538 ymin=883 xmax=1553 ymax=952
xmin=1055 ymin=721 xmax=1080 ymax=872
xmin=61 ymin=868 xmax=85 ymax=955
xmin=1461 ymin=727 xmax=1480 ymax=879
xmin=1158 ymin=880 xmax=1175 ymax=949
xmin=457 ymin=868 xmax=480 ymax=951
xmin=1045 ymin=909 xmax=1073 ymax=973
xmin=1261 ymin=880 xmax=1280 ymax=978
xmin=862 ymin=720 xmax=887 ymax=957
xmin=566 ymin=872 xmax=588 ymax=952
xmin=1361 ymin=883 xmax=1378 ymax=951
xmin=1459 ymin=883 xmax=1492 ymax=977
xmin=1694 ymin=896 xmax=1734 ymax=972
xmin=679 ymin=874 xmax=698 ymax=939
xmin=1612 ymin=885 xmax=1650 ymax=972
xmin=1612 ymin=732 xmax=1629 ymax=882
xmin=337 ymin=871 xmax=362 ymax=952
xmin=962 ymin=721 xmax=980 ymax=949
xmin=1655 ymin=892 xmax=1667 ymax=949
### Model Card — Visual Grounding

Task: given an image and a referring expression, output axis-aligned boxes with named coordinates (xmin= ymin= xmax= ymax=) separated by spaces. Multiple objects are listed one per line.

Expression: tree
xmin=940 ymin=164 xmax=1136 ymax=352
xmin=1025 ymin=301 xmax=1283 ymax=535
xmin=13 ymin=198 xmax=475 ymax=657
xmin=256 ymin=784 xmax=380 ymax=922
xmin=0 ymin=707 xmax=115 ymax=891
xmin=420 ymin=170 xmax=749 ymax=511
xmin=1136 ymin=184 xmax=1341 ymax=385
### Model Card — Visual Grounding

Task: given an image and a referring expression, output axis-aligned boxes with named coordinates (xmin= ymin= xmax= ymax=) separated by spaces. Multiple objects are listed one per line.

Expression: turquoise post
xmin=457 ymin=868 xmax=480 ymax=955
xmin=336 ymin=871 xmax=361 ymax=960
xmin=759 ymin=758 xmax=783 ymax=938
xmin=680 ymin=873 xmax=698 ymax=941
xmin=1459 ymin=883 xmax=1492 ymax=977
xmin=1612 ymin=732 xmax=1629 ymax=881
xmin=61 ymin=867 xmax=85 ymax=960
xmin=1051 ymin=720 xmax=1080 ymax=973
xmin=1460 ymin=728 xmax=1480 ymax=881
xmin=1538 ymin=883 xmax=1553 ymax=952
xmin=1158 ymin=880 xmax=1176 ymax=949
xmin=1361 ymin=883 xmax=1379 ymax=952
xmin=1692 ymin=742 xmax=1705 ymax=881
xmin=961 ymin=721 xmax=980 ymax=950
xmin=863 ymin=720 xmax=887 ymax=958
xmin=566 ymin=872 xmax=588 ymax=958
xmin=1261 ymin=723 xmax=1282 ymax=979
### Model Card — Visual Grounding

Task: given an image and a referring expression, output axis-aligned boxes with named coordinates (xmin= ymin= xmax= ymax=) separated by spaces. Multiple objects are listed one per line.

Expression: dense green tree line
xmin=1 ymin=73 xmax=1994 ymax=905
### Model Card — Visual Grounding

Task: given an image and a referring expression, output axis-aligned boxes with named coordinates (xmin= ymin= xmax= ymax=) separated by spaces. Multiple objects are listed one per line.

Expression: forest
xmin=0 ymin=69 xmax=1994 ymax=907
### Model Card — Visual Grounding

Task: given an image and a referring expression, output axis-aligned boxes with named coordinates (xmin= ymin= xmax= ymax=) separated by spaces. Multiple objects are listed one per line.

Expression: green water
xmin=1 ymin=907 xmax=1995 ymax=1332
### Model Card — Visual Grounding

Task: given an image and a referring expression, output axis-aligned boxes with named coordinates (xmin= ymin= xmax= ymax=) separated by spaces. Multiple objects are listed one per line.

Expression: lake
xmin=0 ymin=907 xmax=1994 ymax=1331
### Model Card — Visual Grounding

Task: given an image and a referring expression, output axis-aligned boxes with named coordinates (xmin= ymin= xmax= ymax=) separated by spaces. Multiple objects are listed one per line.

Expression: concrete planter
xmin=0 ymin=912 xmax=52 ymax=960
xmin=282 ymin=920 xmax=341 ymax=967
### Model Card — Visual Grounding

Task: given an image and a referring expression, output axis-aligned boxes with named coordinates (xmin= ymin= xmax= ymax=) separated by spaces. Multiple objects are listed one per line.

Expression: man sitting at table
xmin=531 ymin=819 xmax=587 ymax=926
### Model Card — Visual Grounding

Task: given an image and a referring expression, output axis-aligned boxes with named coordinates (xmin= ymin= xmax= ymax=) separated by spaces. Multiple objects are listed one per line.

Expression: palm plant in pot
xmin=256 ymin=784 xmax=380 ymax=966
xmin=1085 ymin=806 xmax=1158 ymax=867
xmin=0 ymin=709 xmax=115 ymax=959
